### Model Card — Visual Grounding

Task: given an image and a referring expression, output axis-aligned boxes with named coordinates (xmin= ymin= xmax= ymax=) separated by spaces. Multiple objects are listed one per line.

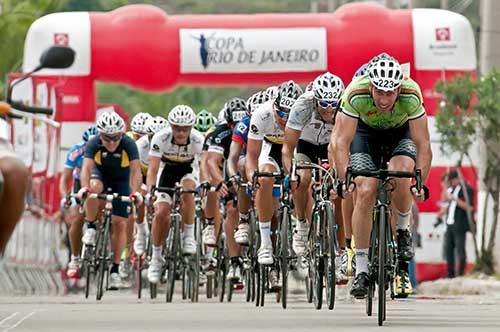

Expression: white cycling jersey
xmin=135 ymin=135 xmax=151 ymax=169
xmin=149 ymin=126 xmax=204 ymax=176
xmin=248 ymin=100 xmax=283 ymax=144
xmin=286 ymin=91 xmax=334 ymax=146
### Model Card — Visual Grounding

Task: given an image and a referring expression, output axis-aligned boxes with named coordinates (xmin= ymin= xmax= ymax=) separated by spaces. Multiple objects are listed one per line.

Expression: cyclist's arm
xmin=332 ymin=112 xmax=358 ymax=180
xmin=146 ymin=156 xmax=160 ymax=192
xmin=409 ymin=114 xmax=432 ymax=183
xmin=199 ymin=151 xmax=210 ymax=183
xmin=245 ymin=138 xmax=262 ymax=183
xmin=129 ymin=159 xmax=142 ymax=193
xmin=282 ymin=127 xmax=301 ymax=175
xmin=206 ymin=151 xmax=224 ymax=186
xmin=59 ymin=168 xmax=73 ymax=196
xmin=227 ymin=141 xmax=242 ymax=178
xmin=80 ymin=158 xmax=94 ymax=189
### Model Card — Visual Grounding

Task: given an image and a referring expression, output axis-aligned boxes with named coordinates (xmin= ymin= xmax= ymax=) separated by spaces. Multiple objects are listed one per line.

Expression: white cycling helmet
xmin=130 ymin=112 xmax=152 ymax=134
xmin=312 ymin=72 xmax=345 ymax=101
xmin=246 ymin=91 xmax=269 ymax=116
xmin=265 ymin=86 xmax=279 ymax=100
xmin=223 ymin=97 xmax=247 ymax=124
xmin=305 ymin=81 xmax=314 ymax=92
xmin=217 ymin=109 xmax=226 ymax=124
xmin=146 ymin=116 xmax=168 ymax=135
xmin=368 ymin=55 xmax=404 ymax=92
xmin=96 ymin=111 xmax=125 ymax=135
xmin=168 ymin=105 xmax=196 ymax=126
xmin=274 ymin=80 xmax=303 ymax=112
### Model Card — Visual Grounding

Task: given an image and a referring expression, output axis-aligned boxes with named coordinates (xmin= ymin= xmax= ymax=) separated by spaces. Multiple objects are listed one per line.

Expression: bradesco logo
xmin=180 ymin=28 xmax=327 ymax=73
xmin=435 ymin=27 xmax=450 ymax=41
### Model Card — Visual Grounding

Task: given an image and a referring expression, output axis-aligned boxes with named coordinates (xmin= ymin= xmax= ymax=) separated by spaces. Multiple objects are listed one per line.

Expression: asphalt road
xmin=1 ymin=285 xmax=500 ymax=332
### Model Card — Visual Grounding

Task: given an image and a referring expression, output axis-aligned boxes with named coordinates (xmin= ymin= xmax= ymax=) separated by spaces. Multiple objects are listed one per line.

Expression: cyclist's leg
xmin=0 ymin=156 xmax=29 ymax=254
xmin=132 ymin=184 xmax=147 ymax=256
xmin=256 ymin=160 xmax=277 ymax=266
xmin=292 ymin=153 xmax=312 ymax=256
xmin=180 ymin=176 xmax=197 ymax=254
xmin=81 ymin=170 xmax=104 ymax=245
xmin=108 ymin=179 xmax=133 ymax=287
xmin=234 ymin=156 xmax=252 ymax=245
xmin=348 ymin=124 xmax=381 ymax=297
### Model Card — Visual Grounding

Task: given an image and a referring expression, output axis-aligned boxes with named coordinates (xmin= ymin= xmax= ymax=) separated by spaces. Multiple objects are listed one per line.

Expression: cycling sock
xmin=152 ymin=245 xmax=162 ymax=258
xmin=239 ymin=213 xmax=249 ymax=224
xmin=346 ymin=238 xmax=352 ymax=249
xmin=398 ymin=260 xmax=409 ymax=273
xmin=259 ymin=221 xmax=272 ymax=247
xmin=205 ymin=217 xmax=215 ymax=226
xmin=396 ymin=209 xmax=412 ymax=231
xmin=355 ymin=249 xmax=369 ymax=276
xmin=71 ymin=255 xmax=80 ymax=262
xmin=136 ymin=222 xmax=147 ymax=235
xmin=111 ymin=263 xmax=119 ymax=274
xmin=297 ymin=217 xmax=308 ymax=231
xmin=121 ymin=246 xmax=130 ymax=260
xmin=184 ymin=223 xmax=195 ymax=238
xmin=85 ymin=220 xmax=96 ymax=229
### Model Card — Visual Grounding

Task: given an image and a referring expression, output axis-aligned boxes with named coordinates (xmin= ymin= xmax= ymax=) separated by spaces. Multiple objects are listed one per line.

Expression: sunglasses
xmin=101 ymin=133 xmax=122 ymax=142
xmin=276 ymin=110 xmax=290 ymax=119
xmin=317 ymin=100 xmax=339 ymax=109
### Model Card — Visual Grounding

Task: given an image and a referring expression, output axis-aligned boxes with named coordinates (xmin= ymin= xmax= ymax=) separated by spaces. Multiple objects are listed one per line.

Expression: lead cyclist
xmin=333 ymin=53 xmax=432 ymax=299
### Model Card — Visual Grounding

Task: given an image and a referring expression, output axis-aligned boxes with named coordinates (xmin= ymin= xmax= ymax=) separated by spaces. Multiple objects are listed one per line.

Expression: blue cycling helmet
xmin=82 ymin=126 xmax=99 ymax=142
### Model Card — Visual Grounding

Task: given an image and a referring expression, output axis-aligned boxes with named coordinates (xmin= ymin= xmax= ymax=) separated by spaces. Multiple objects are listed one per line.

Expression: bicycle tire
xmin=378 ymin=205 xmax=387 ymax=326
xmin=324 ymin=203 xmax=336 ymax=310
xmin=311 ymin=209 xmax=323 ymax=310
xmin=166 ymin=217 xmax=180 ymax=303
xmin=366 ymin=227 xmax=377 ymax=317
xmin=227 ymin=279 xmax=234 ymax=302
xmin=96 ymin=217 xmax=110 ymax=301
xmin=83 ymin=246 xmax=91 ymax=299
xmin=182 ymin=264 xmax=188 ymax=300
xmin=218 ymin=258 xmax=226 ymax=303
xmin=206 ymin=274 xmax=213 ymax=299
xmin=259 ymin=264 xmax=266 ymax=307
xmin=150 ymin=282 xmax=157 ymax=299
xmin=137 ymin=256 xmax=143 ymax=299
xmin=280 ymin=207 xmax=290 ymax=309
xmin=191 ymin=215 xmax=202 ymax=303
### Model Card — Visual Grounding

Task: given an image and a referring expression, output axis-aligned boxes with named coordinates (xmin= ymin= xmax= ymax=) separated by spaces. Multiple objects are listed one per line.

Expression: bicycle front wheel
xmin=378 ymin=205 xmax=387 ymax=326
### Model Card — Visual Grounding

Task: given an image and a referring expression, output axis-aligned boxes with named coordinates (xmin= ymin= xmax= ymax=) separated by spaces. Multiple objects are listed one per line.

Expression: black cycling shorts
xmin=349 ymin=121 xmax=417 ymax=171
xmin=296 ymin=140 xmax=329 ymax=163
xmin=90 ymin=167 xmax=130 ymax=218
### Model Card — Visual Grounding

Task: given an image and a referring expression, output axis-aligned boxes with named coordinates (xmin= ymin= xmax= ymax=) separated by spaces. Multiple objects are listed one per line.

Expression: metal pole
xmin=311 ymin=0 xmax=319 ymax=13
xmin=328 ymin=0 xmax=338 ymax=12
xmin=441 ymin=0 xmax=448 ymax=9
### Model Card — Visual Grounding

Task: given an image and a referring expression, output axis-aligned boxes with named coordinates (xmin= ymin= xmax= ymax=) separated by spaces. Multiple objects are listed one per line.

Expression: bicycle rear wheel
xmin=378 ymin=205 xmax=387 ymax=326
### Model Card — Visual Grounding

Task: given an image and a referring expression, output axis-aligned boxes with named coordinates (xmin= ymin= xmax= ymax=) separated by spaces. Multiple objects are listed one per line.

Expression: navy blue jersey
xmin=84 ymin=134 xmax=139 ymax=182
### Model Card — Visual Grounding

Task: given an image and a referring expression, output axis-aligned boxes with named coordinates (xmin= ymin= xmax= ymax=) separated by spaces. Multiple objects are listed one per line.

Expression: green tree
xmin=435 ymin=71 xmax=500 ymax=274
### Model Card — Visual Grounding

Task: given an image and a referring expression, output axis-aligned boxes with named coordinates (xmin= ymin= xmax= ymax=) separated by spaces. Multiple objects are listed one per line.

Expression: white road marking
xmin=2 ymin=310 xmax=42 ymax=332
xmin=0 ymin=313 xmax=18 ymax=327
